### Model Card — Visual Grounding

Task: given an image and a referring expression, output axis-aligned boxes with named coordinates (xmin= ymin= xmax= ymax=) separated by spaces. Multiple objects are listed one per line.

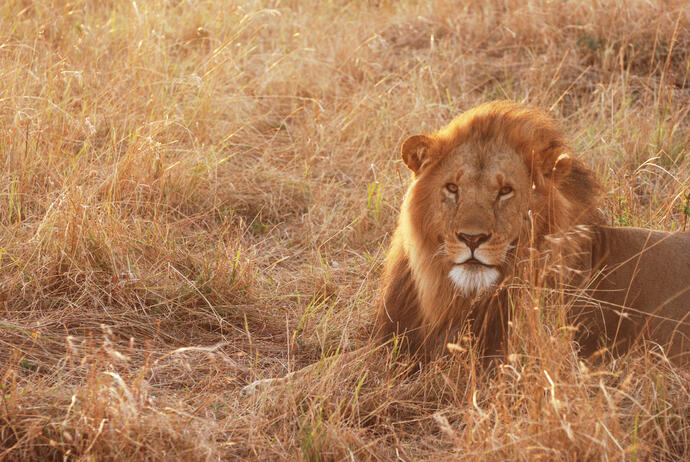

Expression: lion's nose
xmin=456 ymin=232 xmax=491 ymax=251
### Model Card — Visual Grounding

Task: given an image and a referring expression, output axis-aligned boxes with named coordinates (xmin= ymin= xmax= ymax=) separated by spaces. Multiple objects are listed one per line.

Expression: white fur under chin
xmin=448 ymin=265 xmax=500 ymax=296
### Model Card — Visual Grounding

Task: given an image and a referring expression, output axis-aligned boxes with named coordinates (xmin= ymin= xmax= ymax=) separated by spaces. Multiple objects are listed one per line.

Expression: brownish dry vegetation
xmin=1 ymin=0 xmax=689 ymax=460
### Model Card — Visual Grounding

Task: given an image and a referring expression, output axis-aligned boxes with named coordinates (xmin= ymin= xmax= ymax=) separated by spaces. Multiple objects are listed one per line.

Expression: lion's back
xmin=588 ymin=226 xmax=690 ymax=362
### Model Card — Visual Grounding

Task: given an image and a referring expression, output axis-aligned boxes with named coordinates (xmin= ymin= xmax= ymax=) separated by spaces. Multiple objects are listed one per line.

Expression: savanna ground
xmin=1 ymin=0 xmax=689 ymax=460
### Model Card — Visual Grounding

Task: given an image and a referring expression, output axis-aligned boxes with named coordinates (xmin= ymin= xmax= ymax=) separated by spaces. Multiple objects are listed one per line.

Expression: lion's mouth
xmin=455 ymin=257 xmax=496 ymax=268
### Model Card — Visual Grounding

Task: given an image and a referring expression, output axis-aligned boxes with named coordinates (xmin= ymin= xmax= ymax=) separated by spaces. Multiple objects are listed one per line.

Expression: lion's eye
xmin=445 ymin=183 xmax=458 ymax=194
xmin=498 ymin=186 xmax=513 ymax=197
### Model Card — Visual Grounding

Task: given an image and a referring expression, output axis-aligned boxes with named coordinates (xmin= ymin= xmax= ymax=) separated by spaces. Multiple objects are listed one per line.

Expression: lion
xmin=376 ymin=100 xmax=690 ymax=363
xmin=243 ymin=101 xmax=690 ymax=394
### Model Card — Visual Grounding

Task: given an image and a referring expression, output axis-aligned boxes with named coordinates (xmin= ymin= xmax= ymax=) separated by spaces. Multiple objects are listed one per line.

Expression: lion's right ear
xmin=401 ymin=135 xmax=435 ymax=174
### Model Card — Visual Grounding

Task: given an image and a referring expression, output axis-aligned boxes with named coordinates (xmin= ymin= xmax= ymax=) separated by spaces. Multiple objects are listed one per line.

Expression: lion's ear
xmin=542 ymin=152 xmax=572 ymax=182
xmin=401 ymin=135 xmax=435 ymax=174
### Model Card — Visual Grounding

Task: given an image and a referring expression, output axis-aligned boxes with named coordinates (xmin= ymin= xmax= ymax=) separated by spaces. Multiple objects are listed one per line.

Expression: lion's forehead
xmin=443 ymin=144 xmax=530 ymax=186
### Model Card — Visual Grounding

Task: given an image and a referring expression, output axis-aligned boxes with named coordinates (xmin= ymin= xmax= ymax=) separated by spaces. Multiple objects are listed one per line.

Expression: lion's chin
xmin=448 ymin=264 xmax=500 ymax=297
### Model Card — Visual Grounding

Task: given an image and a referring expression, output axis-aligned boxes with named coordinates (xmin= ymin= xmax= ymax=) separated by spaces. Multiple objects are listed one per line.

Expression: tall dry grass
xmin=0 ymin=0 xmax=688 ymax=460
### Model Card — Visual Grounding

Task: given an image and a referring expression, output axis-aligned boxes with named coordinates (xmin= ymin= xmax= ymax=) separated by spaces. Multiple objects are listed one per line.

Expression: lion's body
xmin=375 ymin=101 xmax=690 ymax=363
xmin=581 ymin=226 xmax=690 ymax=362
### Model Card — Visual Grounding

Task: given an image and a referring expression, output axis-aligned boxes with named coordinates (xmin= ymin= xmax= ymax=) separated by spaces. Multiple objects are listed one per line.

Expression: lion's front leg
xmin=240 ymin=346 xmax=376 ymax=397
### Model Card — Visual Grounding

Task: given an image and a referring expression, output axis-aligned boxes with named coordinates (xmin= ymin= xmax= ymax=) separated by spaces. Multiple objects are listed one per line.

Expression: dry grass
xmin=1 ymin=0 xmax=689 ymax=460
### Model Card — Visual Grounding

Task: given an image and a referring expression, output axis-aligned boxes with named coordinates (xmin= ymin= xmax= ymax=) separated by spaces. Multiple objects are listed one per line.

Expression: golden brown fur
xmin=375 ymin=100 xmax=690 ymax=363
xmin=578 ymin=226 xmax=690 ymax=362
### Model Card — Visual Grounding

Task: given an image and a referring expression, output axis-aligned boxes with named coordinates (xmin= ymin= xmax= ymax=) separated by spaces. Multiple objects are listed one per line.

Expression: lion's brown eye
xmin=498 ymin=186 xmax=513 ymax=196
xmin=445 ymin=183 xmax=458 ymax=194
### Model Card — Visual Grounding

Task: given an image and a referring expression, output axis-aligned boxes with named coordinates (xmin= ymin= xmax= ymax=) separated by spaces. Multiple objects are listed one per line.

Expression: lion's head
xmin=393 ymin=101 xmax=601 ymax=326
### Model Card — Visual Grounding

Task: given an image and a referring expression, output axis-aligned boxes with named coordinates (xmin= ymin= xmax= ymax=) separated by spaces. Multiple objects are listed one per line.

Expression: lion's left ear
xmin=542 ymin=152 xmax=572 ymax=182
xmin=401 ymin=135 xmax=435 ymax=174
